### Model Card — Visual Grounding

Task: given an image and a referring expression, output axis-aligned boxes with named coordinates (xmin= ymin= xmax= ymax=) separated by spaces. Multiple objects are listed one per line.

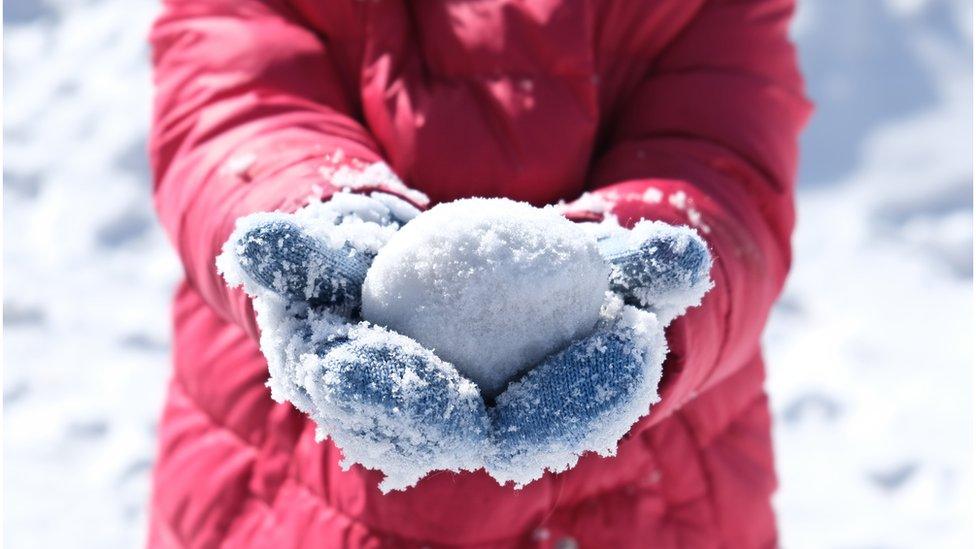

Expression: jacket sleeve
xmin=566 ymin=0 xmax=811 ymax=427
xmin=149 ymin=0 xmax=421 ymax=337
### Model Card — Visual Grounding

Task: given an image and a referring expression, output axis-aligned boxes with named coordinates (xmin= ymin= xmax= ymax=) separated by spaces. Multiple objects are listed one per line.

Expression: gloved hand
xmin=596 ymin=221 xmax=713 ymax=324
xmin=219 ymin=193 xmax=491 ymax=492
xmin=486 ymin=221 xmax=711 ymax=486
xmin=220 ymin=196 xmax=711 ymax=491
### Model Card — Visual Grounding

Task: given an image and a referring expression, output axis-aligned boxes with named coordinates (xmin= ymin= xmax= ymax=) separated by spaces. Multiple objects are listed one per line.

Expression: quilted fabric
xmin=148 ymin=0 xmax=810 ymax=546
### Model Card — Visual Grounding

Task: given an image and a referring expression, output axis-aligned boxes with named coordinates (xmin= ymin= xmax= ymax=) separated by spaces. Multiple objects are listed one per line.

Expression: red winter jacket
xmin=148 ymin=1 xmax=809 ymax=547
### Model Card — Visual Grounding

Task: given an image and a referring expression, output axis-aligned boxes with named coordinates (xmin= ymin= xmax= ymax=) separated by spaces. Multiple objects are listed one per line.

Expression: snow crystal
xmin=668 ymin=190 xmax=687 ymax=209
xmin=216 ymin=193 xmax=408 ymax=300
xmin=328 ymin=161 xmax=430 ymax=207
xmin=666 ymin=189 xmax=711 ymax=233
xmin=563 ymin=191 xmax=613 ymax=215
xmin=576 ymin=217 xmax=630 ymax=242
xmin=606 ymin=220 xmax=713 ymax=325
xmin=642 ymin=187 xmax=663 ymax=203
xmin=361 ymin=198 xmax=609 ymax=398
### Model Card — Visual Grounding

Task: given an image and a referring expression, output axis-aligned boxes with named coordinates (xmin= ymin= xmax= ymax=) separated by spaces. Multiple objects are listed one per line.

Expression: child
xmin=148 ymin=0 xmax=809 ymax=547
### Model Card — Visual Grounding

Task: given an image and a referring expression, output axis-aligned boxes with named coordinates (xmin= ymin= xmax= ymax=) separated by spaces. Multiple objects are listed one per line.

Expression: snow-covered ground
xmin=3 ymin=0 xmax=972 ymax=546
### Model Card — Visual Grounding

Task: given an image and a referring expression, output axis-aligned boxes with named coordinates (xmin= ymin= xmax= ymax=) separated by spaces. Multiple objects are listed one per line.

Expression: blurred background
xmin=3 ymin=0 xmax=973 ymax=546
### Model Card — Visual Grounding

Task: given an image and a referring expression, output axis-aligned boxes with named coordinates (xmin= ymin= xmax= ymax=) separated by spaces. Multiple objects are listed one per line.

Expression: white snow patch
xmin=642 ymin=187 xmax=664 ymax=203
xmin=323 ymin=161 xmax=430 ymax=207
xmin=562 ymin=191 xmax=613 ymax=215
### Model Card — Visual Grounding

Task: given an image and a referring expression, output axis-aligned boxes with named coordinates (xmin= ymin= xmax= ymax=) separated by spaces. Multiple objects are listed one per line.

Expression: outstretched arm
xmin=565 ymin=0 xmax=811 ymax=428
xmin=150 ymin=0 xmax=421 ymax=336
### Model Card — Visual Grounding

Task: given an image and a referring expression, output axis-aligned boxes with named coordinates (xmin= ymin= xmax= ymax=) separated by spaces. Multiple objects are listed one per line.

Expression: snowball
xmin=361 ymin=198 xmax=609 ymax=397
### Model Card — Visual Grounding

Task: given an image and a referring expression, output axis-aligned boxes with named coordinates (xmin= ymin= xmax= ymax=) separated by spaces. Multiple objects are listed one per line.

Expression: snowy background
xmin=3 ymin=0 xmax=973 ymax=546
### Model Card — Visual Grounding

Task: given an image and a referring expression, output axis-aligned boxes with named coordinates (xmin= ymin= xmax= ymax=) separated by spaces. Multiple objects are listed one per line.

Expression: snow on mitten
xmin=234 ymin=219 xmax=373 ymax=313
xmin=217 ymin=192 xmax=492 ymax=492
xmin=225 ymin=191 xmax=418 ymax=314
xmin=486 ymin=220 xmax=712 ymax=486
xmin=596 ymin=220 xmax=712 ymax=324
